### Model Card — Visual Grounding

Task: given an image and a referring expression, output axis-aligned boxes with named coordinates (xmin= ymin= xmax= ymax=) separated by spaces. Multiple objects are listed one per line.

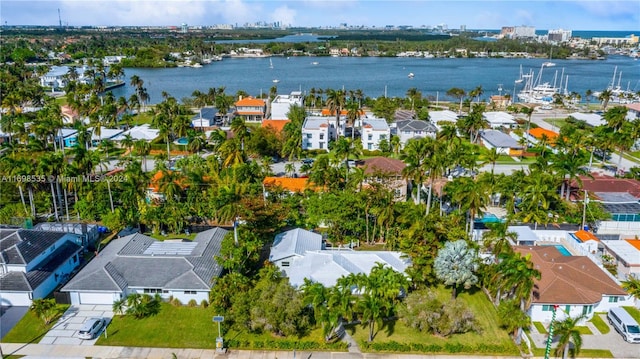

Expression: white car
xmin=77 ymin=317 xmax=105 ymax=340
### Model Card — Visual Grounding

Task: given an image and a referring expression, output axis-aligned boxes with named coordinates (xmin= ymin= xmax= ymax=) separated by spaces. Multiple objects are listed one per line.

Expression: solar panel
xmin=143 ymin=241 xmax=197 ymax=256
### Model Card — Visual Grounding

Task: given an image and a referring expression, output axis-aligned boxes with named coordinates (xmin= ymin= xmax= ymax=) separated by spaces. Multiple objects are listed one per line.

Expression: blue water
xmin=552 ymin=245 xmax=572 ymax=256
xmin=111 ymin=55 xmax=640 ymax=105
xmin=175 ymin=137 xmax=188 ymax=145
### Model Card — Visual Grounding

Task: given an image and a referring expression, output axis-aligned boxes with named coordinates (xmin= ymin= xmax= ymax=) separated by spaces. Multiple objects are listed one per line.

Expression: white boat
xmin=311 ymin=61 xmax=319 ymax=65
xmin=516 ymin=63 xmax=563 ymax=104
xmin=593 ymin=66 xmax=640 ymax=104
xmin=272 ymin=79 xmax=280 ymax=83
xmin=408 ymin=72 xmax=415 ymax=78
xmin=192 ymin=63 xmax=203 ymax=68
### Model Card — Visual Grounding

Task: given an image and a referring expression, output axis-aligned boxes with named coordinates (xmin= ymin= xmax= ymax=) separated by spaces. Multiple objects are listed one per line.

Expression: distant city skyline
xmin=1 ymin=1 xmax=639 ymax=31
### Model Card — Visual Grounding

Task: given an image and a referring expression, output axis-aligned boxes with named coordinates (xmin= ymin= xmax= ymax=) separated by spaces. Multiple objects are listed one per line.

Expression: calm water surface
xmin=112 ymin=56 xmax=640 ymax=104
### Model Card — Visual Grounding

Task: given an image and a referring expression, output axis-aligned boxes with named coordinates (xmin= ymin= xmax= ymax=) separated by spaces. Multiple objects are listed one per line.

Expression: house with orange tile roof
xmin=527 ymin=127 xmax=559 ymax=144
xmin=235 ymin=96 xmax=266 ymax=122
xmin=261 ymin=119 xmax=290 ymax=133
xmin=262 ymin=177 xmax=313 ymax=194
xmin=569 ymin=229 xmax=600 ymax=254
xmin=147 ymin=170 xmax=188 ymax=203
xmin=514 ymin=245 xmax=632 ymax=323
xmin=601 ymin=238 xmax=640 ymax=279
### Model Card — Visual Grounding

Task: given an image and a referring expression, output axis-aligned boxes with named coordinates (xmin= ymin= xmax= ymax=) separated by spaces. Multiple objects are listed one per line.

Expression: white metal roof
xmin=429 ymin=110 xmax=459 ymax=123
xmin=269 ymin=228 xmax=323 ymax=262
xmin=568 ymin=112 xmax=605 ymax=127
xmin=484 ymin=111 xmax=516 ymax=125
xmin=602 ymin=240 xmax=640 ymax=266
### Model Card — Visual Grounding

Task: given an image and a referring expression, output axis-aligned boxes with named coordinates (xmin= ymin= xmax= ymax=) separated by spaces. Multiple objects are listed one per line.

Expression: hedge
xmin=225 ymin=338 xmax=348 ymax=351
xmin=359 ymin=340 xmax=517 ymax=355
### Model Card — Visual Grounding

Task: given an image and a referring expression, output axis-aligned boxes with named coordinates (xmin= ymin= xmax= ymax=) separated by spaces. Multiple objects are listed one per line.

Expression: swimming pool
xmin=551 ymin=245 xmax=572 ymax=256
xmin=175 ymin=137 xmax=188 ymax=145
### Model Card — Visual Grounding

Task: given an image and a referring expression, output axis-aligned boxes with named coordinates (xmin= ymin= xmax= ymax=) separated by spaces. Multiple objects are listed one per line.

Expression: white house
xmin=568 ymin=112 xmax=605 ymax=127
xmin=568 ymin=230 xmax=601 ymax=255
xmin=302 ymin=117 xmax=341 ymax=151
xmin=112 ymin=124 xmax=160 ymax=142
xmin=395 ymin=120 xmax=437 ymax=148
xmin=269 ymin=228 xmax=323 ymax=277
xmin=90 ymin=127 xmax=124 ymax=146
xmin=479 ymin=130 xmax=524 ymax=155
xmin=429 ymin=110 xmax=459 ymax=130
xmin=514 ymin=246 xmax=632 ymax=324
xmin=270 ymin=91 xmax=303 ymax=120
xmin=235 ymin=96 xmax=266 ymax=122
xmin=39 ymin=66 xmax=69 ymax=91
xmin=507 ymin=226 xmax=540 ymax=246
xmin=191 ymin=107 xmax=220 ymax=129
xmin=287 ymin=250 xmax=410 ymax=288
xmin=601 ymin=239 xmax=640 ymax=279
xmin=361 ymin=117 xmax=391 ymax=151
xmin=0 ymin=229 xmax=83 ymax=306
xmin=483 ymin=111 xmax=516 ymax=129
xmin=61 ymin=228 xmax=227 ymax=305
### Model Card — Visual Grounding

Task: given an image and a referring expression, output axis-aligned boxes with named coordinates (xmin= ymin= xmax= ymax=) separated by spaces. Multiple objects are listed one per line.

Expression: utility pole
xmin=582 ymin=190 xmax=589 ymax=230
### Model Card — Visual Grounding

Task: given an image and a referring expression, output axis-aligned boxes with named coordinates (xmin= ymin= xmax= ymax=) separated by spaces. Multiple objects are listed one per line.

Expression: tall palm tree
xmin=325 ymin=89 xmax=346 ymax=138
xmin=554 ymin=315 xmax=585 ymax=359
xmin=621 ymin=276 xmax=640 ymax=304
xmin=446 ymin=87 xmax=466 ymax=114
xmin=598 ymin=89 xmax=612 ymax=110
xmin=134 ymin=139 xmax=151 ymax=172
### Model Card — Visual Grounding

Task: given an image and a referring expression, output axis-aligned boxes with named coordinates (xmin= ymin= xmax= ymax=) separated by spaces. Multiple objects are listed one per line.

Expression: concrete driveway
xmin=529 ymin=312 xmax=640 ymax=359
xmin=39 ymin=304 xmax=113 ymax=346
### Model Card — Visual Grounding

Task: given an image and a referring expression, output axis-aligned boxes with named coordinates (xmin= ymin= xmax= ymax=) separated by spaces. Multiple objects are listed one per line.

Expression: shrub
xmin=187 ymin=299 xmax=198 ymax=307
xmin=171 ymin=297 xmax=183 ymax=306
xmin=200 ymin=299 xmax=209 ymax=308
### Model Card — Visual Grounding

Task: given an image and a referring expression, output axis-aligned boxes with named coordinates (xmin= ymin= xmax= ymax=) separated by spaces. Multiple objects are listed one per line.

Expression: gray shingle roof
xmin=0 ymin=271 xmax=32 ymax=291
xmin=0 ymin=230 xmax=67 ymax=265
xmin=480 ymin=130 xmax=522 ymax=149
xmin=62 ymin=228 xmax=227 ymax=293
xmin=269 ymin=228 xmax=323 ymax=262
xmin=396 ymin=120 xmax=437 ymax=133
xmin=26 ymin=240 xmax=82 ymax=289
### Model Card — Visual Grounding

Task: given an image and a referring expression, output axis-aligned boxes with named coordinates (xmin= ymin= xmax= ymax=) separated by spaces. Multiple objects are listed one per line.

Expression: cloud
xmin=270 ymin=5 xmax=297 ymax=26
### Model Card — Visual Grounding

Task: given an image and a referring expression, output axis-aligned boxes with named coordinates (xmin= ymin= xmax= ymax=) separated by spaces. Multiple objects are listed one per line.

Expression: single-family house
xmin=269 ymin=228 xmax=323 ymax=276
xmin=483 ymin=111 xmax=516 ymax=129
xmin=569 ymin=230 xmax=601 ymax=255
xmin=507 ymin=226 xmax=540 ymax=246
xmin=0 ymin=229 xmax=83 ymax=306
xmin=601 ymin=239 xmax=640 ymax=279
xmin=429 ymin=110 xmax=459 ymax=130
xmin=39 ymin=66 xmax=69 ymax=91
xmin=527 ymin=127 xmax=559 ymax=147
xmin=490 ymin=95 xmax=511 ymax=109
xmin=479 ymin=130 xmax=524 ymax=155
xmin=625 ymin=103 xmax=640 ymax=121
xmin=568 ymin=112 xmax=605 ymax=127
xmin=361 ymin=118 xmax=390 ymax=151
xmin=235 ymin=96 xmax=266 ymax=122
xmin=90 ymin=127 xmax=124 ymax=147
xmin=61 ymin=228 xmax=227 ymax=305
xmin=112 ymin=124 xmax=160 ymax=142
xmin=56 ymin=128 xmax=79 ymax=148
xmin=287 ymin=250 xmax=411 ymax=288
xmin=33 ymin=222 xmax=100 ymax=249
xmin=191 ymin=107 xmax=221 ymax=130
xmin=396 ymin=120 xmax=437 ymax=148
xmin=261 ymin=119 xmax=290 ymax=133
xmin=513 ymin=245 xmax=632 ymax=323
xmin=270 ymin=92 xmax=303 ymax=120
xmin=302 ymin=117 xmax=340 ymax=151
xmin=361 ymin=157 xmax=408 ymax=201
xmin=262 ymin=177 xmax=313 ymax=195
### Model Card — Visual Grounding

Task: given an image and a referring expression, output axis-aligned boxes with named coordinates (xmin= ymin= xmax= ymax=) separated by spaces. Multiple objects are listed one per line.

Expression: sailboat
xmin=269 ymin=58 xmax=274 ymax=69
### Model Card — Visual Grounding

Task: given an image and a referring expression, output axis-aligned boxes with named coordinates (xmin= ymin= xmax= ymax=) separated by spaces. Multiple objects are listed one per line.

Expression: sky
xmin=1 ymin=0 xmax=639 ymax=31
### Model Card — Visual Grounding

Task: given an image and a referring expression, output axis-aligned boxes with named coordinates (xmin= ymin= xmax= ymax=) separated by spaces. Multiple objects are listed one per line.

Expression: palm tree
xmin=621 ymin=276 xmax=640 ymax=304
xmin=325 ymin=89 xmax=346 ymax=137
xmin=434 ymin=240 xmax=479 ymax=299
xmin=585 ymin=89 xmax=593 ymax=108
xmin=134 ymin=139 xmax=151 ymax=172
xmin=603 ymin=106 xmax=628 ymax=133
xmin=331 ymin=137 xmax=361 ymax=183
xmin=598 ymin=89 xmax=612 ymax=110
xmin=554 ymin=315 xmax=586 ymax=359
xmin=446 ymin=87 xmax=466 ymax=114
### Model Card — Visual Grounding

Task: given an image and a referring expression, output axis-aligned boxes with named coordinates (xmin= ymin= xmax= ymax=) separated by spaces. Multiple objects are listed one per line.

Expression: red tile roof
xmin=575 ymin=175 xmax=640 ymax=198
xmin=263 ymin=177 xmax=310 ymax=192
xmin=528 ymin=127 xmax=559 ymax=141
xmin=362 ymin=157 xmax=406 ymax=176
xmin=514 ymin=246 xmax=626 ymax=305
xmin=261 ymin=120 xmax=290 ymax=132
xmin=574 ymin=230 xmax=600 ymax=242
xmin=235 ymin=97 xmax=265 ymax=107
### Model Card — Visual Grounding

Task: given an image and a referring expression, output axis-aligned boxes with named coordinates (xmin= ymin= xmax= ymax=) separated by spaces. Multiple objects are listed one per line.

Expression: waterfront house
xmin=513 ymin=245 xmax=632 ymax=324
xmin=479 ymin=130 xmax=524 ymax=155
xmin=191 ymin=107 xmax=221 ymax=130
xmin=61 ymin=228 xmax=226 ymax=305
xmin=361 ymin=117 xmax=390 ymax=151
xmin=89 ymin=127 xmax=124 ymax=147
xmin=39 ymin=66 xmax=69 ymax=91
xmin=395 ymin=120 xmax=437 ymax=148
xmin=490 ymin=95 xmax=511 ymax=109
xmin=361 ymin=157 xmax=408 ymax=201
xmin=0 ymin=228 xmax=83 ymax=306
xmin=483 ymin=111 xmax=517 ymax=129
xmin=302 ymin=117 xmax=341 ymax=151
xmin=269 ymin=228 xmax=323 ymax=277
xmin=568 ymin=112 xmax=605 ymax=127
xmin=270 ymin=91 xmax=303 ymax=120
xmin=235 ymin=96 xmax=266 ymax=122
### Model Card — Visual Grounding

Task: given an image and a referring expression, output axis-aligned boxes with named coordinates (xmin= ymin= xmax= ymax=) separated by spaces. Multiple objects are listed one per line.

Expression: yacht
xmin=272 ymin=79 xmax=280 ymax=83
xmin=408 ymin=72 xmax=415 ymax=79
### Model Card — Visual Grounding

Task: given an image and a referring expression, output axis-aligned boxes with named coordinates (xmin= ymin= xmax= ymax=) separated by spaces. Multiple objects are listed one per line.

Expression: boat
xmin=516 ymin=63 xmax=563 ymax=104
xmin=192 ymin=63 xmax=203 ymax=68
xmin=272 ymin=79 xmax=280 ymax=83
xmin=408 ymin=72 xmax=415 ymax=79
xmin=593 ymin=66 xmax=640 ymax=104
xmin=311 ymin=61 xmax=319 ymax=65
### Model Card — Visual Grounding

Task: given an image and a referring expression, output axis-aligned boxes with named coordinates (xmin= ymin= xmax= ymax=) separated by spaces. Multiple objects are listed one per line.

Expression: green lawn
xmin=575 ymin=326 xmax=593 ymax=335
xmin=623 ymin=306 xmax=640 ymax=323
xmin=533 ymin=321 xmax=548 ymax=334
xmin=3 ymin=305 xmax=69 ymax=344
xmin=351 ymin=287 xmax=519 ymax=355
xmin=589 ymin=313 xmax=610 ymax=334
xmin=97 ymin=303 xmax=345 ymax=351
xmin=531 ymin=348 xmax=613 ymax=358
xmin=544 ymin=118 xmax=567 ymax=129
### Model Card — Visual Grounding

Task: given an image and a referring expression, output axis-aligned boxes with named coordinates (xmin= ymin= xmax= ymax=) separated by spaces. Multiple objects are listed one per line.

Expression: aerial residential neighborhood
xmin=1 ymin=3 xmax=640 ymax=358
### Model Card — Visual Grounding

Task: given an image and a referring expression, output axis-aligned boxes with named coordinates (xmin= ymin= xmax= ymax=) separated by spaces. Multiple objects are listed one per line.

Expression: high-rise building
xmin=181 ymin=23 xmax=188 ymax=33
xmin=548 ymin=29 xmax=572 ymax=43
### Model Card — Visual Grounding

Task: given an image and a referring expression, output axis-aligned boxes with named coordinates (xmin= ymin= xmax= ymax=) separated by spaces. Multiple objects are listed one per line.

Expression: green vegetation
xmin=623 ymin=306 xmax=640 ymax=323
xmin=531 ymin=348 xmax=614 ymax=358
xmin=544 ymin=118 xmax=568 ymax=129
xmin=2 ymin=304 xmax=69 ymax=343
xmin=589 ymin=314 xmax=610 ymax=334
xmin=533 ymin=321 xmax=548 ymax=334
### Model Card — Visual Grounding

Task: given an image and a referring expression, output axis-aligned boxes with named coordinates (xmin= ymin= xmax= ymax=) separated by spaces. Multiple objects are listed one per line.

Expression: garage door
xmin=79 ymin=292 xmax=113 ymax=305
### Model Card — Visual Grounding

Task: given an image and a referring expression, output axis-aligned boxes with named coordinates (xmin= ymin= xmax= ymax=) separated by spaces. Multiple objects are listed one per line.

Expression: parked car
xmin=77 ymin=317 xmax=105 ymax=340
xmin=302 ymin=158 xmax=315 ymax=165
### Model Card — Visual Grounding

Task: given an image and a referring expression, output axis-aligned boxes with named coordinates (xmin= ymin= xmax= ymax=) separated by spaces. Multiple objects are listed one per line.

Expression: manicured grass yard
xmin=623 ymin=306 xmax=640 ymax=323
xmin=575 ymin=326 xmax=592 ymax=335
xmin=351 ymin=287 xmax=519 ymax=355
xmin=544 ymin=118 xmax=568 ymax=129
xmin=3 ymin=305 xmax=69 ymax=344
xmin=589 ymin=314 xmax=610 ymax=334
xmin=533 ymin=321 xmax=547 ymax=334
xmin=97 ymin=303 xmax=345 ymax=351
